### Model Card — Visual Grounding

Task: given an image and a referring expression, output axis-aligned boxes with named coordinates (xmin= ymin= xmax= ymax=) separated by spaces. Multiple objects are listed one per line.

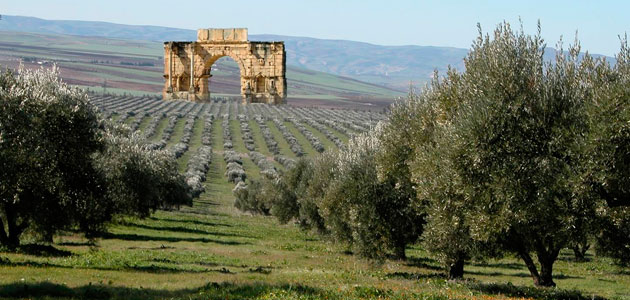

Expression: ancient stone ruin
xmin=163 ymin=28 xmax=286 ymax=104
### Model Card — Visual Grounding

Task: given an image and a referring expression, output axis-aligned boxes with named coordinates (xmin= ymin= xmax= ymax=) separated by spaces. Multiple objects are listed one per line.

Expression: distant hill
xmin=0 ymin=15 xmax=196 ymax=41
xmin=0 ymin=15 xmax=615 ymax=93
xmin=0 ymin=15 xmax=470 ymax=91
xmin=0 ymin=30 xmax=403 ymax=109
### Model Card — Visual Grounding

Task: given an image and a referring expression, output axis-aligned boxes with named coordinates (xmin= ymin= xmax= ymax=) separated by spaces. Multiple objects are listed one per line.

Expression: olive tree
xmin=319 ymin=127 xmax=423 ymax=260
xmin=0 ymin=66 xmax=191 ymax=246
xmin=438 ymin=23 xmax=593 ymax=287
xmin=381 ymin=70 xmax=490 ymax=279
xmin=94 ymin=123 xmax=192 ymax=221
xmin=400 ymin=23 xmax=604 ymax=286
xmin=588 ymin=36 xmax=630 ymax=265
xmin=0 ymin=66 xmax=106 ymax=246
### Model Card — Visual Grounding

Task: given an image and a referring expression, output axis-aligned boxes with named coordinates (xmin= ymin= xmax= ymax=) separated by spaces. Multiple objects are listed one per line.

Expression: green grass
xmin=165 ymin=118 xmax=187 ymax=147
xmin=148 ymin=117 xmax=169 ymax=142
xmin=136 ymin=115 xmax=152 ymax=133
xmin=177 ymin=117 xmax=205 ymax=173
xmin=265 ymin=121 xmax=298 ymax=159
xmin=248 ymin=120 xmax=285 ymax=170
xmin=324 ymin=124 xmax=351 ymax=144
xmin=0 ymin=110 xmax=629 ymax=300
xmin=123 ymin=116 xmax=135 ymax=125
xmin=229 ymin=120 xmax=262 ymax=181
xmin=302 ymin=122 xmax=339 ymax=152
xmin=283 ymin=121 xmax=319 ymax=157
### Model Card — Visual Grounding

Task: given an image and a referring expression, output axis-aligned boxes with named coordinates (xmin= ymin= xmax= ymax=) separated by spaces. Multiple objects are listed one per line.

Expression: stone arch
xmin=199 ymin=54 xmax=247 ymax=100
xmin=163 ymin=28 xmax=286 ymax=104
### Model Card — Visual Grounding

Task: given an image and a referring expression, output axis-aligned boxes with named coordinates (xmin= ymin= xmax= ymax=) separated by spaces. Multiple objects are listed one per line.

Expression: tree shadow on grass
xmin=557 ymin=252 xmax=594 ymax=262
xmin=121 ymin=222 xmax=250 ymax=238
xmin=57 ymin=241 xmax=96 ymax=247
xmin=101 ymin=232 xmax=249 ymax=246
xmin=405 ymin=256 xmax=443 ymax=271
xmin=148 ymin=216 xmax=233 ymax=227
xmin=471 ymin=262 xmax=524 ymax=270
xmin=386 ymin=271 xmax=445 ymax=280
xmin=0 ymin=281 xmax=326 ymax=300
xmin=466 ymin=282 xmax=607 ymax=300
xmin=0 ymin=244 xmax=73 ymax=258
xmin=193 ymin=199 xmax=221 ymax=206
xmin=466 ymin=270 xmax=584 ymax=280
xmin=0 ymin=256 xmax=238 ymax=274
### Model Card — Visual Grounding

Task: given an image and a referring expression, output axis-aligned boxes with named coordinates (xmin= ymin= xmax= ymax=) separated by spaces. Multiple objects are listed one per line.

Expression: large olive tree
xmin=0 ymin=66 xmax=191 ymax=247
xmin=405 ymin=23 xmax=601 ymax=286
xmin=587 ymin=37 xmax=630 ymax=265
xmin=0 ymin=66 xmax=106 ymax=246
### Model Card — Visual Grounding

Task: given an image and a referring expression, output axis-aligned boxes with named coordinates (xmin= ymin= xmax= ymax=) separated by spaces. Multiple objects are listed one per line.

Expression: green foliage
xmin=318 ymin=129 xmax=423 ymax=260
xmin=0 ymin=65 xmax=106 ymax=246
xmin=450 ymin=23 xmax=592 ymax=287
xmin=94 ymin=123 xmax=192 ymax=221
xmin=396 ymin=76 xmax=481 ymax=279
xmin=393 ymin=22 xmax=630 ymax=286
xmin=239 ymin=128 xmax=424 ymax=261
xmin=596 ymin=207 xmax=630 ymax=266
xmin=587 ymin=35 xmax=630 ymax=210
xmin=586 ymin=36 xmax=630 ymax=265
xmin=0 ymin=65 xmax=191 ymax=246
xmin=269 ymin=159 xmax=313 ymax=226
xmin=233 ymin=180 xmax=273 ymax=215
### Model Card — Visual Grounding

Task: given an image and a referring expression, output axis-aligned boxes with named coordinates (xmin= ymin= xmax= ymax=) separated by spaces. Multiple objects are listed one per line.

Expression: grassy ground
xmin=0 ymin=110 xmax=629 ymax=300
xmin=302 ymin=122 xmax=339 ymax=152
xmin=165 ymin=118 xmax=187 ymax=148
xmin=177 ymin=117 xmax=205 ymax=173
xmin=282 ymin=121 xmax=319 ymax=157
xmin=147 ymin=117 xmax=169 ymax=142
xmin=265 ymin=120 xmax=297 ymax=159
xmin=136 ymin=115 xmax=152 ymax=133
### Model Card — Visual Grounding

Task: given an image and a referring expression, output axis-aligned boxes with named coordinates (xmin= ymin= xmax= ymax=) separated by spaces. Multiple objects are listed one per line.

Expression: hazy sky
xmin=3 ymin=0 xmax=628 ymax=56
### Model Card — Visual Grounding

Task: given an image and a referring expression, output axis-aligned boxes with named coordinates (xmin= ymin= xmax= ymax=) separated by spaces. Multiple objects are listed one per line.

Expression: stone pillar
xmin=168 ymin=44 xmax=173 ymax=92
xmin=199 ymin=74 xmax=210 ymax=101
xmin=189 ymin=44 xmax=194 ymax=94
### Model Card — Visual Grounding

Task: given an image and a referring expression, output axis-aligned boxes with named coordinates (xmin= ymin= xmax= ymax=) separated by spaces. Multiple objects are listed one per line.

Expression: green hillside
xmin=0 ymin=15 xmax=471 ymax=91
xmin=0 ymin=31 xmax=403 ymax=109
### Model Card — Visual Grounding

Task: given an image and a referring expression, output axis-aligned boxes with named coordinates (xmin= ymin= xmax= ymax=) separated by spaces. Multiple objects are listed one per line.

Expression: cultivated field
xmin=0 ymin=31 xmax=404 ymax=109
xmin=0 ymin=95 xmax=628 ymax=300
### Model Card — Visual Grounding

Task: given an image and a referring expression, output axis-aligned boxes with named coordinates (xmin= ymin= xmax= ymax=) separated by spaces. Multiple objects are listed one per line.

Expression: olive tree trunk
xmin=517 ymin=245 xmax=560 ymax=287
xmin=447 ymin=257 xmax=465 ymax=280
xmin=0 ymin=204 xmax=27 ymax=249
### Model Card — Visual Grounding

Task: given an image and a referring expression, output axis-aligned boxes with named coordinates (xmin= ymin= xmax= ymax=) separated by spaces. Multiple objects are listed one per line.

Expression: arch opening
xmin=203 ymin=56 xmax=244 ymax=101
xmin=163 ymin=28 xmax=287 ymax=104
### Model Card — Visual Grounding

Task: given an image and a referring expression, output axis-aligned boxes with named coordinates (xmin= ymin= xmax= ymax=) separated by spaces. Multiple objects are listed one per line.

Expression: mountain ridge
xmin=0 ymin=15 xmax=470 ymax=90
xmin=0 ymin=15 xmax=615 ymax=92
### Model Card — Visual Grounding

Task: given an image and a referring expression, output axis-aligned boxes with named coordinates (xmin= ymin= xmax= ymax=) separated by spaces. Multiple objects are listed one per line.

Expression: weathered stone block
xmin=165 ymin=28 xmax=285 ymax=104
xmin=209 ymin=29 xmax=224 ymax=41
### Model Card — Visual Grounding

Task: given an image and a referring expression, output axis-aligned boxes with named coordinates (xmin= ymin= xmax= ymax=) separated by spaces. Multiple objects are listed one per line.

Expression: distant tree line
xmin=234 ymin=22 xmax=630 ymax=287
xmin=89 ymin=60 xmax=155 ymax=67
xmin=0 ymin=65 xmax=192 ymax=248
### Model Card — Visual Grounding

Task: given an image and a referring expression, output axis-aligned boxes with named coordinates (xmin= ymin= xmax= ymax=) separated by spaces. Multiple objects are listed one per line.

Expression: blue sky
xmin=3 ymin=0 xmax=628 ymax=56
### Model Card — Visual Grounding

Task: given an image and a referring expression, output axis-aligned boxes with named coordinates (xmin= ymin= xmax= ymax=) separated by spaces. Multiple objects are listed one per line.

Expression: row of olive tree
xmin=236 ymin=22 xmax=630 ymax=288
xmin=0 ymin=66 xmax=192 ymax=248
xmin=235 ymin=127 xmax=424 ymax=260
xmin=384 ymin=23 xmax=630 ymax=287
